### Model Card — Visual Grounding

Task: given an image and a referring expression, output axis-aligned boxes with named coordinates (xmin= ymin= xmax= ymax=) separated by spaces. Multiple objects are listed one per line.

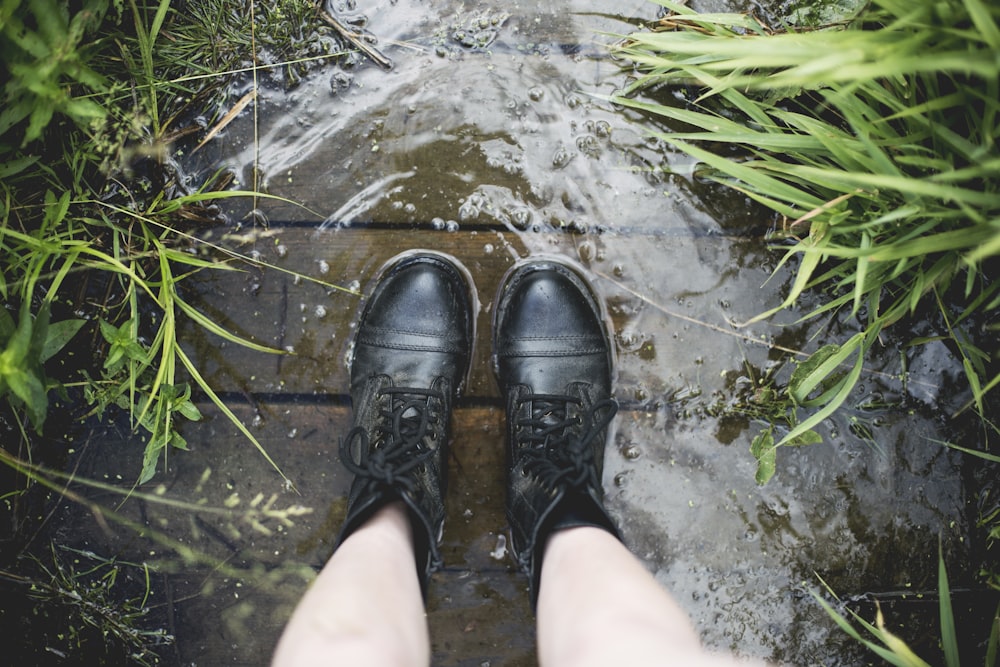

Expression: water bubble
xmin=445 ymin=220 xmax=460 ymax=232
xmin=511 ymin=208 xmax=533 ymax=229
xmin=614 ymin=473 xmax=628 ymax=488
xmin=249 ymin=209 xmax=268 ymax=226
xmin=621 ymin=443 xmax=642 ymax=460
xmin=431 ymin=217 xmax=446 ymax=230
xmin=577 ymin=240 xmax=596 ymax=262
xmin=346 ymin=279 xmax=361 ymax=292
xmin=317 ymin=259 xmax=330 ymax=274
xmin=489 ymin=534 xmax=508 ymax=560
xmin=619 ymin=329 xmax=641 ymax=350
xmin=528 ymin=86 xmax=544 ymax=101
xmin=576 ymin=134 xmax=600 ymax=157
xmin=594 ymin=120 xmax=612 ymax=138
xmin=551 ymin=146 xmax=574 ymax=169
xmin=330 ymin=71 xmax=353 ymax=95
xmin=404 ymin=203 xmax=416 ymax=214
xmin=275 ymin=244 xmax=288 ymax=258
xmin=484 ymin=243 xmax=495 ymax=254
xmin=459 ymin=200 xmax=481 ymax=221
xmin=314 ymin=305 xmax=328 ymax=318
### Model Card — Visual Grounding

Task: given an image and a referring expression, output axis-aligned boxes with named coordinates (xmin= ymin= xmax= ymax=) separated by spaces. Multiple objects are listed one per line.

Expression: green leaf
xmin=169 ymin=431 xmax=189 ymax=451
xmin=0 ymin=155 xmax=40 ymax=179
xmin=963 ymin=356 xmax=985 ymax=415
xmin=4 ymin=365 xmax=47 ymax=429
xmin=174 ymin=296 xmax=285 ymax=355
xmin=788 ymin=429 xmax=823 ymax=446
xmin=986 ymin=604 xmax=998 ymax=667
xmin=0 ymin=308 xmax=14 ymax=345
xmin=790 ymin=333 xmax=864 ymax=406
xmin=777 ymin=342 xmax=866 ymax=449
xmin=175 ymin=398 xmax=202 ymax=422
xmin=4 ymin=303 xmax=34 ymax=363
xmin=938 ymin=545 xmax=959 ymax=667
xmin=41 ymin=319 xmax=85 ymax=362
xmin=750 ymin=428 xmax=777 ymax=485
xmin=139 ymin=434 xmax=165 ymax=485
xmin=964 ymin=0 xmax=1000 ymax=50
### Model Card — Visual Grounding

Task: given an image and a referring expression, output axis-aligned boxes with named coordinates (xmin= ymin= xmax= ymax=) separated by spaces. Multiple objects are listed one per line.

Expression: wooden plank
xmin=181 ymin=225 xmax=787 ymax=404
xmin=65 ymin=403 xmax=536 ymax=666
xmin=181 ymin=226 xmax=531 ymax=398
xmin=61 ymin=378 xmax=970 ymax=666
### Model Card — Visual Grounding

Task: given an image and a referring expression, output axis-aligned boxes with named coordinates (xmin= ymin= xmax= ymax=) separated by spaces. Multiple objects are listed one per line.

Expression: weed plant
xmin=0 ymin=544 xmax=173 ymax=665
xmin=612 ymin=0 xmax=1000 ymax=483
xmin=1 ymin=0 xmax=345 ymax=483
xmin=814 ymin=547 xmax=999 ymax=667
xmin=613 ymin=0 xmax=1000 ymax=660
xmin=2 ymin=0 xmax=347 ymax=658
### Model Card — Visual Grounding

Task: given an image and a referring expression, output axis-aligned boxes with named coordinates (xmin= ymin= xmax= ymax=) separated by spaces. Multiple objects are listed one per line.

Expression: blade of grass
xmin=938 ymin=543 xmax=960 ymax=667
xmin=174 ymin=345 xmax=290 ymax=487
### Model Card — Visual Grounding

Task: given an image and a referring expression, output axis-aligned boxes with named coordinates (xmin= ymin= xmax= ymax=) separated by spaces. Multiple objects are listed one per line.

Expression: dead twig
xmin=192 ymin=89 xmax=257 ymax=153
xmin=318 ymin=8 xmax=394 ymax=71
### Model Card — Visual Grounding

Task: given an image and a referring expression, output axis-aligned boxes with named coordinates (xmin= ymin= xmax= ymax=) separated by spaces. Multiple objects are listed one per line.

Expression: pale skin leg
xmin=537 ymin=526 xmax=756 ymax=667
xmin=271 ymin=502 xmax=429 ymax=667
xmin=273 ymin=509 xmax=755 ymax=667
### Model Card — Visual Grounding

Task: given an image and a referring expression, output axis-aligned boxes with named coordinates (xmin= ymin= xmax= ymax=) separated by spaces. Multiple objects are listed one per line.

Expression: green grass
xmin=0 ymin=543 xmax=172 ymax=665
xmin=612 ymin=0 xmax=1000 ymax=660
xmin=1 ymin=0 xmax=352 ymax=655
xmin=0 ymin=0 xmax=353 ymax=485
xmin=813 ymin=547 xmax=999 ymax=667
xmin=612 ymin=0 xmax=1000 ymax=484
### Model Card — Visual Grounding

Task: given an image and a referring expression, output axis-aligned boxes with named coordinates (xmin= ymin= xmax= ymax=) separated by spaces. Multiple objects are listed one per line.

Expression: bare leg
xmin=537 ymin=526 xmax=753 ymax=667
xmin=272 ymin=502 xmax=429 ymax=667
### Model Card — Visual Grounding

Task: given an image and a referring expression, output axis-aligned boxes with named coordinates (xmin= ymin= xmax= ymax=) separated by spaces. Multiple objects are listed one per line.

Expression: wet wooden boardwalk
xmin=57 ymin=0 xmax=990 ymax=662
xmin=64 ymin=219 xmax=978 ymax=667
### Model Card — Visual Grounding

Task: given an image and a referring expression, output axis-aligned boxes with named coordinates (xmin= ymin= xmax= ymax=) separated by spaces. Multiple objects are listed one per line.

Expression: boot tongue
xmin=534 ymin=397 xmax=570 ymax=428
xmin=385 ymin=389 xmax=439 ymax=448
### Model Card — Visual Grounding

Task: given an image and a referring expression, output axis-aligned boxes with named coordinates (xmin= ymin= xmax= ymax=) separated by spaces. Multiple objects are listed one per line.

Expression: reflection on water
xmin=34 ymin=0 xmax=996 ymax=664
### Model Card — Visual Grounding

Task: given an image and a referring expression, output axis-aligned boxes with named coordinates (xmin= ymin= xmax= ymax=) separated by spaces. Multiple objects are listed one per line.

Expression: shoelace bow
xmin=516 ymin=393 xmax=618 ymax=490
xmin=340 ymin=386 xmax=443 ymax=494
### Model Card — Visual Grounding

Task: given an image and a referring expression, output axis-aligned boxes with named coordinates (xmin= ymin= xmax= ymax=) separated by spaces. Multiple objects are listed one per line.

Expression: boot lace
xmin=515 ymin=393 xmax=618 ymax=491
xmin=340 ymin=386 xmax=443 ymax=495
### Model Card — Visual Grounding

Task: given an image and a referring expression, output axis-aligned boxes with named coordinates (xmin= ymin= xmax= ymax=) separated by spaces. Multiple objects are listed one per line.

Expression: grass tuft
xmin=1 ymin=0 xmax=349 ymax=486
xmin=612 ymin=0 xmax=1000 ymax=484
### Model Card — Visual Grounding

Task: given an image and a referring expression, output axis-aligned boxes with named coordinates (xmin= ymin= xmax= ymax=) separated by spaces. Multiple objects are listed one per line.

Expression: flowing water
xmin=27 ymin=0 xmax=997 ymax=664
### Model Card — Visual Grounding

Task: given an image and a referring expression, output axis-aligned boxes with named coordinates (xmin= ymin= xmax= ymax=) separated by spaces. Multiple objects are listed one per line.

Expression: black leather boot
xmin=336 ymin=251 xmax=475 ymax=593
xmin=492 ymin=258 xmax=620 ymax=608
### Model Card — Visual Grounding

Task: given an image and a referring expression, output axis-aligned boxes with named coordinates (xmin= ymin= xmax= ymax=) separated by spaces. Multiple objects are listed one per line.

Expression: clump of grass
xmin=0 ymin=543 xmax=173 ymax=666
xmin=1 ymin=0 xmax=351 ymax=488
xmin=612 ymin=0 xmax=1000 ymax=484
xmin=813 ymin=547 xmax=999 ymax=667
